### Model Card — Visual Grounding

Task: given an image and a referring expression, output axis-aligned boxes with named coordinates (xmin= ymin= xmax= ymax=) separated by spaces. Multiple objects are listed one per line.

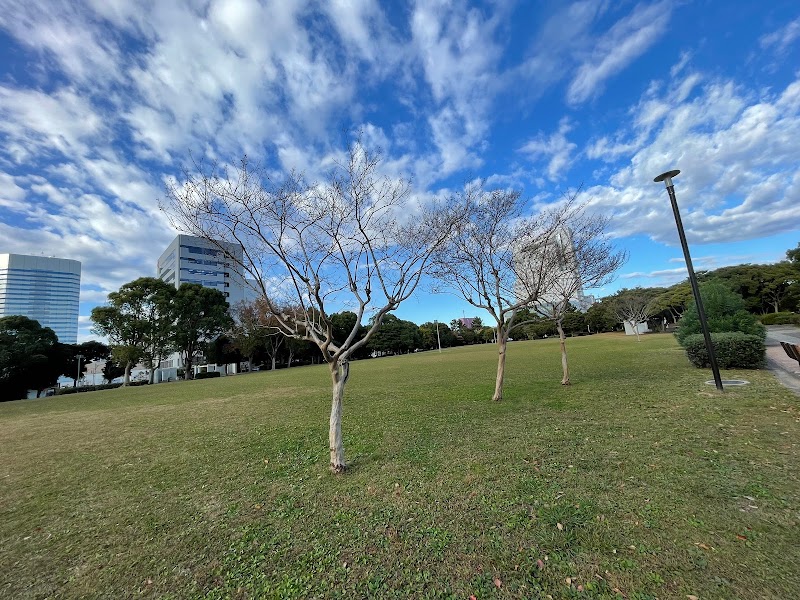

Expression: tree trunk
xmin=271 ymin=355 xmax=276 ymax=371
xmin=493 ymin=334 xmax=508 ymax=402
xmin=329 ymin=358 xmax=349 ymax=473
xmin=629 ymin=320 xmax=641 ymax=342
xmin=123 ymin=361 xmax=132 ymax=386
xmin=557 ymin=320 xmax=570 ymax=385
xmin=286 ymin=349 xmax=294 ymax=368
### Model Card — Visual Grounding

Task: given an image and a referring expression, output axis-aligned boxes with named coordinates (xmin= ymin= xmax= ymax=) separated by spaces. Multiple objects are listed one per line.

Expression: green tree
xmin=0 ymin=316 xmax=60 ymax=401
xmin=418 ymin=321 xmax=454 ymax=350
xmin=173 ymin=283 xmax=232 ymax=379
xmin=786 ymin=242 xmax=799 ymax=265
xmin=91 ymin=277 xmax=176 ymax=386
xmin=676 ymin=281 xmax=765 ymax=346
xmin=585 ymin=301 xmax=617 ymax=333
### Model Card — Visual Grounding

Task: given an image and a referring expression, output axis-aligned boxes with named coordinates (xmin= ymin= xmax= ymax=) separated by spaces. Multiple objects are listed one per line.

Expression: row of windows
xmin=182 ymin=245 xmax=221 ymax=256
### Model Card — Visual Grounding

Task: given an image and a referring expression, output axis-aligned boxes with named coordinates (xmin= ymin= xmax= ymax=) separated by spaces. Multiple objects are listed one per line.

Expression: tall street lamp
xmin=75 ymin=354 xmax=85 ymax=389
xmin=654 ymin=169 xmax=723 ymax=391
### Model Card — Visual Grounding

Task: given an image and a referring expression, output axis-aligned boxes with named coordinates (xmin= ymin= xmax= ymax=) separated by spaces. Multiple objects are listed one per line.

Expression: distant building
xmin=157 ymin=234 xmax=248 ymax=305
xmin=155 ymin=234 xmax=251 ymax=377
xmin=514 ymin=225 xmax=591 ymax=312
xmin=0 ymin=253 xmax=81 ymax=344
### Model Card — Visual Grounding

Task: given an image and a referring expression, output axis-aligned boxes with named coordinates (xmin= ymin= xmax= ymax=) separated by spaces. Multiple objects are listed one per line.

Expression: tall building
xmin=514 ymin=225 xmax=591 ymax=312
xmin=0 ymin=253 xmax=81 ymax=344
xmin=157 ymin=234 xmax=247 ymax=305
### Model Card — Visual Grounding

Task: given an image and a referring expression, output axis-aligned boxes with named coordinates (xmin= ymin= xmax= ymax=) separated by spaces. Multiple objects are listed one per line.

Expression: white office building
xmin=155 ymin=234 xmax=251 ymax=378
xmin=514 ymin=226 xmax=591 ymax=313
xmin=0 ymin=253 xmax=81 ymax=344
xmin=157 ymin=234 xmax=248 ymax=305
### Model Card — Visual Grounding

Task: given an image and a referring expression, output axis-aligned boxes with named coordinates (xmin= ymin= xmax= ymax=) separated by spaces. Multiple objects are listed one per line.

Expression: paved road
xmin=764 ymin=325 xmax=800 ymax=395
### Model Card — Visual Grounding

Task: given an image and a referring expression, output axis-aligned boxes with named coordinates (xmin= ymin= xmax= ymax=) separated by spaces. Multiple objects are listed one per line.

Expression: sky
xmin=0 ymin=0 xmax=799 ymax=341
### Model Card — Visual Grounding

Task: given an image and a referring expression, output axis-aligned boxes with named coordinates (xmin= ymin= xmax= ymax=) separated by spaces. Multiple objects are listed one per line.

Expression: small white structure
xmin=623 ymin=321 xmax=650 ymax=336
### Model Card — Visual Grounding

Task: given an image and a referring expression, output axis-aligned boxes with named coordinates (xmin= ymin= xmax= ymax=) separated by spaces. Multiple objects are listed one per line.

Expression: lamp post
xmin=654 ymin=170 xmax=723 ymax=391
xmin=434 ymin=319 xmax=442 ymax=353
xmin=75 ymin=354 xmax=85 ymax=389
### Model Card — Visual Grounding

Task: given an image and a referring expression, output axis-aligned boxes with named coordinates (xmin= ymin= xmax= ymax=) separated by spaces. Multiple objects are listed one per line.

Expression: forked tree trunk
xmin=271 ymin=356 xmax=277 ymax=371
xmin=556 ymin=320 xmax=570 ymax=385
xmin=329 ymin=358 xmax=350 ymax=473
xmin=493 ymin=334 xmax=508 ymax=402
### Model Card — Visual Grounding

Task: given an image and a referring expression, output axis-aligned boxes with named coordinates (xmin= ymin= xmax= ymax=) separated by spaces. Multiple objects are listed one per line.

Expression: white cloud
xmin=582 ymin=70 xmax=800 ymax=245
xmin=567 ymin=1 xmax=672 ymax=105
xmin=519 ymin=117 xmax=578 ymax=181
xmin=760 ymin=16 xmax=800 ymax=55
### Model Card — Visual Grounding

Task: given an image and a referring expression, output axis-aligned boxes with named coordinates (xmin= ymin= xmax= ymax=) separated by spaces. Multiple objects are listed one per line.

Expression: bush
xmin=760 ymin=312 xmax=800 ymax=325
xmin=194 ymin=371 xmax=221 ymax=379
xmin=683 ymin=332 xmax=765 ymax=369
xmin=676 ymin=281 xmax=765 ymax=346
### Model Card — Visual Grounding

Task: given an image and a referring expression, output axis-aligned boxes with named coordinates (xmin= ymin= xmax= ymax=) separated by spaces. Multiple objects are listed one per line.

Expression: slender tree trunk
xmin=271 ymin=355 xmax=277 ymax=371
xmin=329 ymin=358 xmax=349 ymax=473
xmin=247 ymin=357 xmax=253 ymax=372
xmin=556 ymin=319 xmax=570 ymax=385
xmin=123 ymin=361 xmax=132 ymax=386
xmin=493 ymin=333 xmax=508 ymax=402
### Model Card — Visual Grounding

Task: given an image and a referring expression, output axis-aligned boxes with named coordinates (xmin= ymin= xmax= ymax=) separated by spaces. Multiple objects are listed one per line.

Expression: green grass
xmin=1 ymin=333 xmax=799 ymax=599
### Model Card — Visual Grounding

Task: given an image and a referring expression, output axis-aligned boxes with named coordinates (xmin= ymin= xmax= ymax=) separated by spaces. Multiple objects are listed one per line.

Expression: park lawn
xmin=1 ymin=333 xmax=798 ymax=599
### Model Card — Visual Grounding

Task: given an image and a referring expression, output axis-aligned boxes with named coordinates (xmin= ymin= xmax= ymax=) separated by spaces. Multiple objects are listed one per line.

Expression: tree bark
xmin=493 ymin=334 xmax=508 ymax=402
xmin=271 ymin=356 xmax=276 ymax=371
xmin=123 ymin=361 xmax=132 ymax=386
xmin=329 ymin=358 xmax=349 ymax=473
xmin=557 ymin=320 xmax=570 ymax=385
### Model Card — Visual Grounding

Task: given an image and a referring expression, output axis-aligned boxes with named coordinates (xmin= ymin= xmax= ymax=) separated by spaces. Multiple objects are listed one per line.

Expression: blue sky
xmin=0 ymin=0 xmax=798 ymax=341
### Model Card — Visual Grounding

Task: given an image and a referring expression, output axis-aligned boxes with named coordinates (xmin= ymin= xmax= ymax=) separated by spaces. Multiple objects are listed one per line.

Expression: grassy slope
xmin=1 ymin=333 xmax=798 ymax=599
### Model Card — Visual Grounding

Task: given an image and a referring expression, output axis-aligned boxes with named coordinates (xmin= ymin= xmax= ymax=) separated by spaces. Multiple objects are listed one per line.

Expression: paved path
xmin=764 ymin=325 xmax=800 ymax=395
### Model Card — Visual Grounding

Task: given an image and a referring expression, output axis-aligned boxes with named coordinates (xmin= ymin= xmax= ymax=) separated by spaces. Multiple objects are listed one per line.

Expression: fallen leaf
xmin=577 ymin=585 xmax=584 ymax=592
xmin=687 ymin=596 xmax=698 ymax=600
xmin=470 ymin=596 xmax=477 ymax=600
xmin=557 ymin=522 xmax=564 ymax=531
xmin=565 ymin=577 xmax=572 ymax=585
xmin=536 ymin=558 xmax=545 ymax=570
xmin=736 ymin=534 xmax=747 ymax=541
xmin=695 ymin=542 xmax=711 ymax=550
xmin=494 ymin=577 xmax=502 ymax=588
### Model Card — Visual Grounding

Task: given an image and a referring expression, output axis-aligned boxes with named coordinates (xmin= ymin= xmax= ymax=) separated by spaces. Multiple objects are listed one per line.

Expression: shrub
xmin=194 ymin=371 xmax=221 ymax=379
xmin=676 ymin=281 xmax=765 ymax=346
xmin=56 ymin=383 xmax=124 ymax=395
xmin=683 ymin=332 xmax=765 ymax=369
xmin=760 ymin=312 xmax=800 ymax=325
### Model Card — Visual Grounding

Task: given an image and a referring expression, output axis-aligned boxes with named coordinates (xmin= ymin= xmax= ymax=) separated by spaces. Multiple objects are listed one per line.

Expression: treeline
xmin=0 ymin=316 xmax=115 ymax=401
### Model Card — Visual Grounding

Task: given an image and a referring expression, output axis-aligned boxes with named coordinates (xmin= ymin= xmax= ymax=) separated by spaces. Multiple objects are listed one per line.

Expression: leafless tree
xmin=529 ymin=213 xmax=627 ymax=385
xmin=431 ymin=183 xmax=577 ymax=401
xmin=612 ymin=289 xmax=656 ymax=341
xmin=162 ymin=141 xmax=456 ymax=472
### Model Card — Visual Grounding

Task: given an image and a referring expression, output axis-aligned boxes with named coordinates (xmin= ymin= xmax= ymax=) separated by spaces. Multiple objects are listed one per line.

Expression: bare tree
xmin=529 ymin=214 xmax=627 ymax=385
xmin=162 ymin=141 xmax=456 ymax=472
xmin=612 ymin=289 xmax=656 ymax=341
xmin=431 ymin=184 xmax=576 ymax=401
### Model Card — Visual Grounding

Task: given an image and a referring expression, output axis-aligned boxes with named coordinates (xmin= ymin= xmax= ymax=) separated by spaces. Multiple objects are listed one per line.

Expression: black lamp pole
xmin=654 ymin=170 xmax=723 ymax=392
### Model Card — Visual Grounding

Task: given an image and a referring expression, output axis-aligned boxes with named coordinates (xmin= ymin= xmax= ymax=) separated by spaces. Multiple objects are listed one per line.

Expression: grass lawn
xmin=1 ymin=333 xmax=799 ymax=599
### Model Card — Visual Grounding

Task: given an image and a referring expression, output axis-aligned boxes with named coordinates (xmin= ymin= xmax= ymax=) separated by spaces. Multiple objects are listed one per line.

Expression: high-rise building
xmin=514 ymin=225 xmax=591 ymax=312
xmin=0 ymin=253 xmax=81 ymax=343
xmin=157 ymin=234 xmax=248 ymax=305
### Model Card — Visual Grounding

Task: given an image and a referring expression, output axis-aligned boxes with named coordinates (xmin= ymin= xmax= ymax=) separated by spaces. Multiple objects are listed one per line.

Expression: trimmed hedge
xmin=55 ymin=381 xmax=150 ymax=395
xmin=194 ymin=371 xmax=222 ymax=379
xmin=683 ymin=332 xmax=765 ymax=369
xmin=760 ymin=312 xmax=800 ymax=325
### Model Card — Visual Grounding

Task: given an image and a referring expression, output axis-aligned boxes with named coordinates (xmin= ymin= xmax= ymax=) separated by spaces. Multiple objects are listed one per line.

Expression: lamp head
xmin=654 ymin=169 xmax=680 ymax=187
